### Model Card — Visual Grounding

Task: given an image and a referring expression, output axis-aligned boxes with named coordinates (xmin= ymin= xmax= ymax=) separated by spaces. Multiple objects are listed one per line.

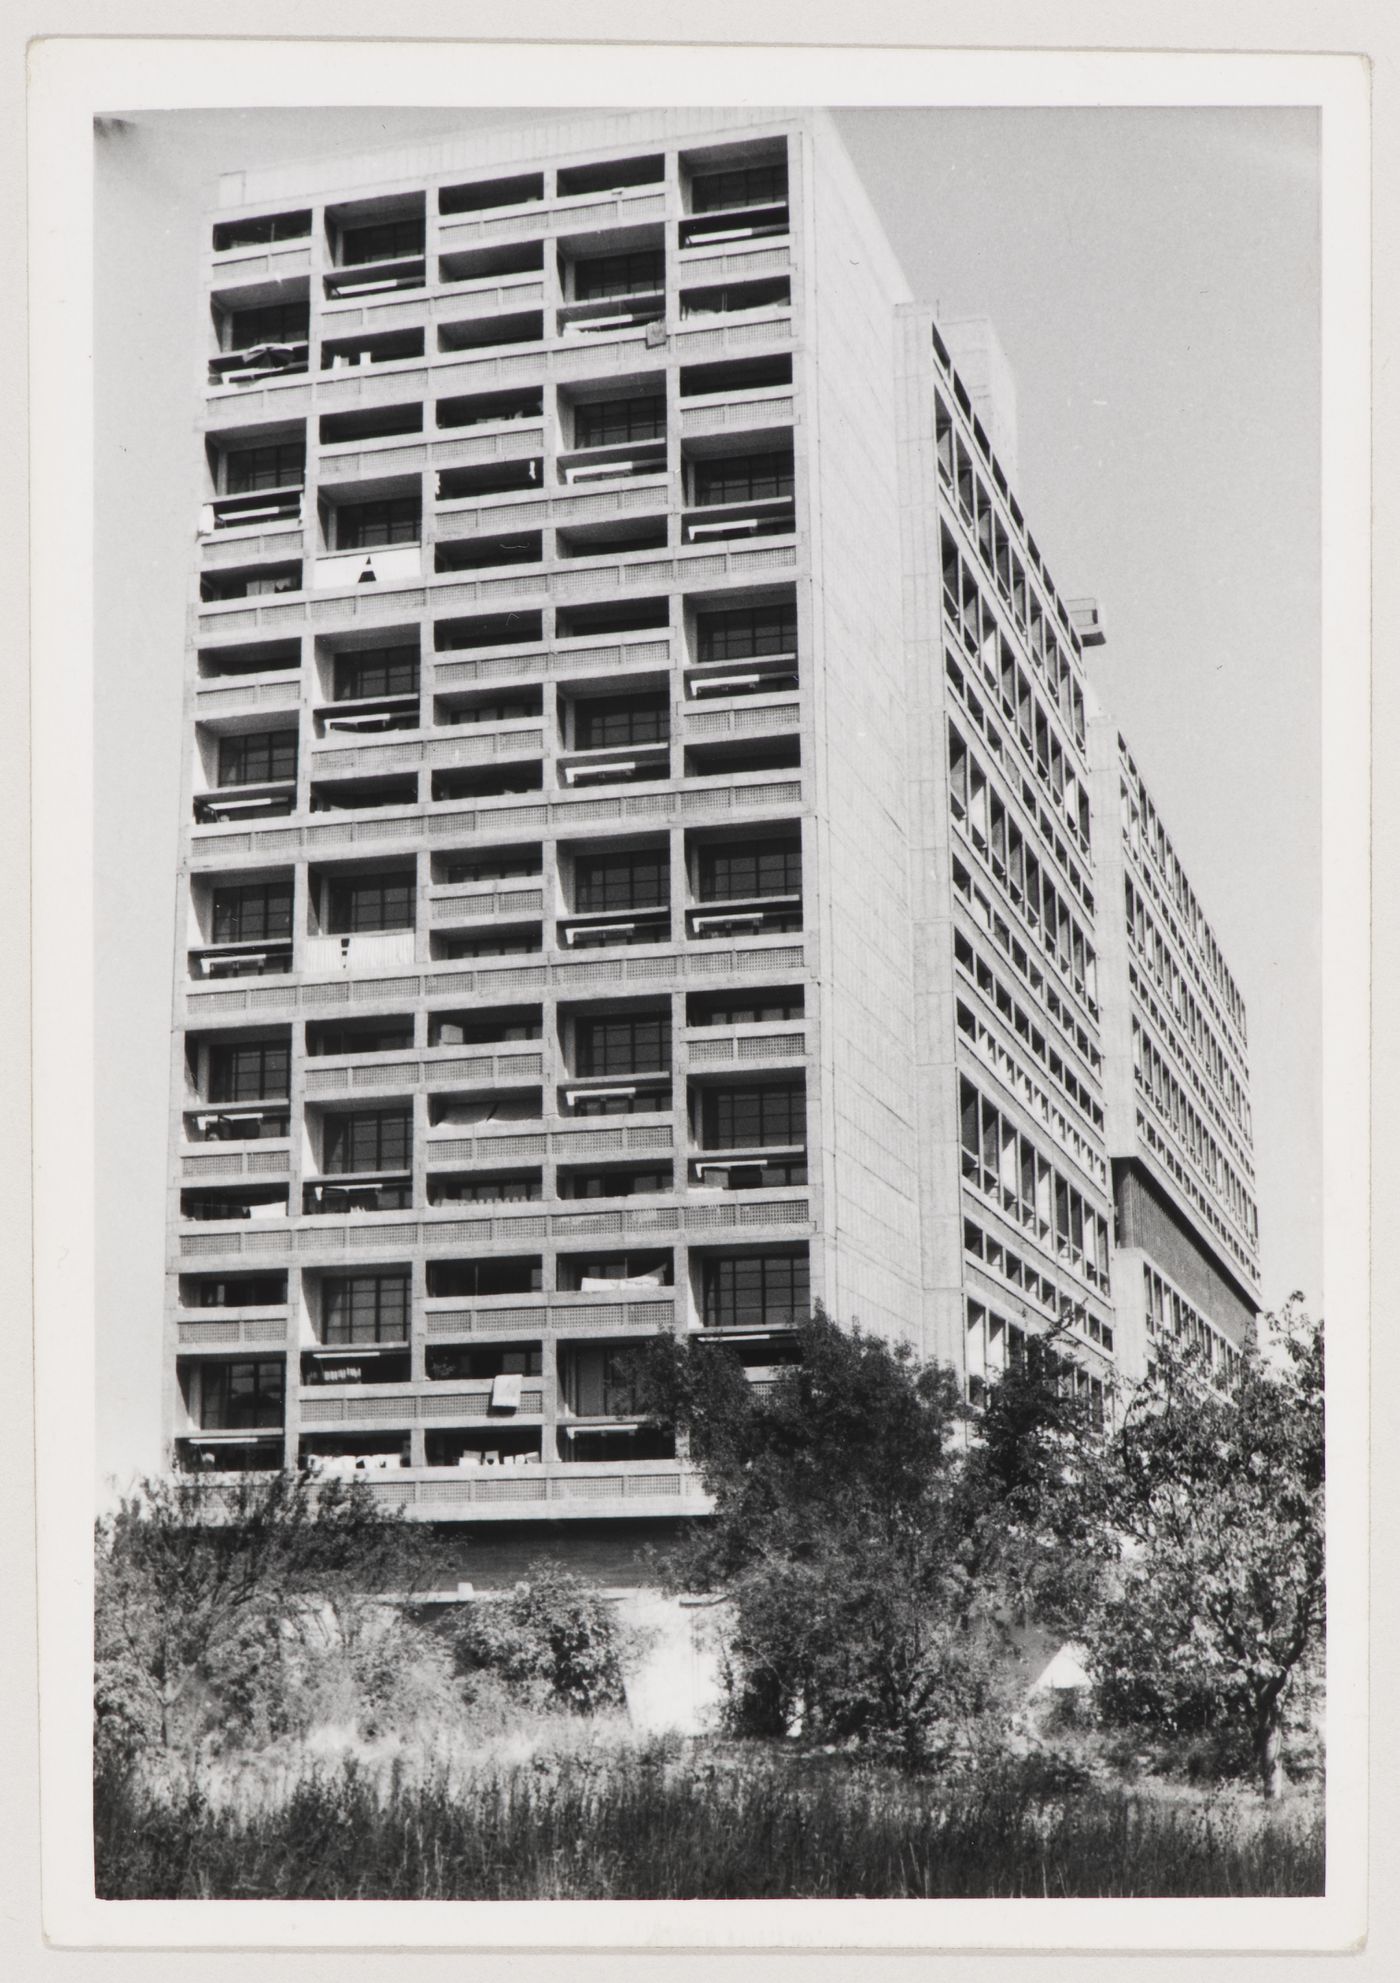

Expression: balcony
xmin=686 ymin=894 xmax=802 ymax=941
xmin=180 ymin=1183 xmax=289 ymax=1223
xmin=679 ymin=203 xmax=789 ymax=252
xmin=189 ymin=940 xmax=294 ymax=981
xmin=683 ymin=1021 xmax=807 ymax=1071
xmin=429 ymin=879 xmax=546 ymax=927
xmin=557 ymin=908 xmax=671 ymax=952
xmin=184 ymin=1103 xmax=291 ymax=1142
xmin=685 ymin=651 xmax=799 ymax=700
xmin=324 ymin=248 xmax=426 ymax=303
xmin=194 ymin=785 xmax=296 ymax=826
xmin=302 ymin=1174 xmax=413 ymax=1217
xmin=558 ymin=740 xmax=671 ymax=790
xmin=209 ymin=341 xmax=309 ymax=390
xmin=310 ymin=544 xmax=423 ymax=591
xmin=303 ymin=929 xmax=416 ymax=974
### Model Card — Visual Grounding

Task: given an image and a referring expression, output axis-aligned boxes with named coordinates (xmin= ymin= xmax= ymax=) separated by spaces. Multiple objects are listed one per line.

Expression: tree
xmin=94 ymin=1470 xmax=446 ymax=1769
xmin=442 ymin=1560 xmax=631 ymax=1714
xmin=1080 ymin=1300 xmax=1324 ymax=1799
xmin=627 ymin=1308 xmax=1014 ymax=1765
xmin=958 ymin=1321 xmax=1111 ymax=1636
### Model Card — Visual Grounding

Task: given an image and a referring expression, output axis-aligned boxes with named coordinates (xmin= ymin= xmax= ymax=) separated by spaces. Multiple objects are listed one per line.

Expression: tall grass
xmin=95 ymin=1742 xmax=1323 ymax=1900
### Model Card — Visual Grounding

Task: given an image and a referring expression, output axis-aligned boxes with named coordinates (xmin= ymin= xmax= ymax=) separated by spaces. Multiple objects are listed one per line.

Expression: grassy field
xmin=94 ymin=1737 xmax=1324 ymax=1900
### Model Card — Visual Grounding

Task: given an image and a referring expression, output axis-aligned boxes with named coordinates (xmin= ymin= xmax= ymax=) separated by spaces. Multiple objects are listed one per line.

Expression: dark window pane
xmin=217 ymin=729 xmax=298 ymax=787
xmin=693 ymin=451 xmax=793 ymax=506
xmin=427 ymin=1258 xmax=542 ymax=1297
xmin=228 ymin=301 xmax=310 ymax=350
xmin=574 ymin=694 xmax=669 ymax=749
xmin=214 ymin=211 xmax=310 ymax=250
xmin=701 ymin=1081 xmax=805 ymax=1148
xmin=573 ymin=397 xmax=666 ymax=448
xmin=575 ymin=1013 xmax=671 ymax=1076
xmin=322 ymin=1272 xmax=410 ymax=1344
xmin=198 ymin=1358 xmax=285 ymax=1430
xmin=336 ymin=498 xmax=421 ymax=549
xmin=697 ymin=838 xmax=801 ymax=900
xmin=695 ymin=602 xmax=797 ymax=661
xmin=340 ymin=217 xmax=425 ymax=265
xmin=208 ymin=1041 xmax=290 ymax=1102
xmin=323 ymin=1108 xmax=412 ymax=1174
xmin=574 ymin=852 xmax=669 ymax=912
xmin=211 ymin=882 xmax=293 ymax=944
xmin=224 ymin=441 xmax=305 ymax=494
xmin=332 ymin=645 xmax=419 ymax=701
xmin=325 ymin=875 xmax=415 ymax=933
xmin=701 ymin=1250 xmax=808 ymax=1326
xmin=691 ymin=164 xmax=788 ymax=213
xmin=573 ymin=250 xmax=664 ymax=300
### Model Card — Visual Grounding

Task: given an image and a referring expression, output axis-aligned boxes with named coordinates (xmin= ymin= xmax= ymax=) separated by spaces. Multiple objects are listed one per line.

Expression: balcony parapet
xmin=181 ymin=929 xmax=808 ymax=1025
xmin=175 ymin=1191 xmax=812 ymax=1265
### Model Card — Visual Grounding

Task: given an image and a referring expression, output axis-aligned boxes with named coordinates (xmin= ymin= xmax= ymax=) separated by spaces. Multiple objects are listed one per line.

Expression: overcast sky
xmin=94 ymin=106 xmax=1320 ymax=1492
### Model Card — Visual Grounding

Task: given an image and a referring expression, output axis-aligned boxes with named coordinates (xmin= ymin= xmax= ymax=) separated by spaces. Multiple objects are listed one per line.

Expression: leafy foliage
xmin=1078 ymin=1300 xmax=1325 ymax=1797
xmin=441 ymin=1560 xmax=631 ymax=1714
xmin=628 ymin=1307 xmax=1026 ymax=1763
xmin=94 ymin=1470 xmax=447 ymax=1769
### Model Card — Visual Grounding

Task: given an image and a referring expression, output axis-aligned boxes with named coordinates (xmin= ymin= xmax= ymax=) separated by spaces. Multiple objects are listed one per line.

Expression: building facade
xmin=165 ymin=108 xmax=1260 ymax=1554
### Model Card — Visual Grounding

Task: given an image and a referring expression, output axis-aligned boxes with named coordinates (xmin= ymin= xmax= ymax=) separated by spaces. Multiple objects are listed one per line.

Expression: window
xmin=702 ymin=1250 xmax=808 ymax=1327
xmin=214 ymin=211 xmax=310 ymax=251
xmin=680 ymin=278 xmax=790 ymax=318
xmin=701 ymin=1080 xmax=805 ymax=1148
xmin=211 ymin=880 xmax=292 ymax=944
xmin=695 ymin=602 xmax=796 ymax=662
xmin=434 ymin=1174 xmax=542 ymax=1204
xmin=563 ymin=1344 xmax=646 ymax=1416
xmin=691 ymin=163 xmax=788 ymax=213
xmin=563 ymin=1252 xmax=672 ymax=1289
xmin=322 ymin=1107 xmax=412 ymax=1175
xmin=335 ymin=497 xmax=421 ymax=549
xmin=322 ymin=1271 xmax=410 ymax=1345
xmin=693 ymin=451 xmax=793 ymax=506
xmin=333 ymin=645 xmax=419 ymax=701
xmin=428 ymin=1258 xmax=542 ymax=1297
xmin=197 ymin=1358 xmax=285 ymax=1431
xmin=573 ymin=694 xmax=669 ymax=749
xmin=325 ymin=873 xmax=415 ymax=933
xmin=573 ymin=850 xmax=669 ymax=913
xmin=227 ymin=301 xmax=310 ymax=350
xmin=426 ymin=1343 xmax=542 ymax=1379
xmin=224 ymin=440 xmax=304 ymax=494
xmin=575 ymin=1012 xmax=671 ymax=1076
xmin=308 ymin=1019 xmax=414 ymax=1056
xmin=697 ymin=838 xmax=801 ymax=900
xmin=439 ymin=933 xmax=542 ymax=959
xmin=447 ymin=693 xmax=541 ymax=725
xmin=217 ymin=729 xmax=298 ymax=787
xmin=688 ymin=990 xmax=804 ymax=1025
xmin=194 ymin=1273 xmax=287 ymax=1308
xmin=208 ymin=1040 xmax=290 ymax=1102
xmin=573 ymin=396 xmax=666 ymax=448
xmin=339 ymin=217 xmax=425 ymax=265
xmin=564 ymin=1166 xmax=673 ymax=1198
xmin=573 ymin=250 xmax=664 ymax=300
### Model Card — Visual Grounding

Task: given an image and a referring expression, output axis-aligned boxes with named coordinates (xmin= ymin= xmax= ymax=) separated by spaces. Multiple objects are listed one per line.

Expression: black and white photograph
xmin=19 ymin=25 xmax=1376 ymax=1961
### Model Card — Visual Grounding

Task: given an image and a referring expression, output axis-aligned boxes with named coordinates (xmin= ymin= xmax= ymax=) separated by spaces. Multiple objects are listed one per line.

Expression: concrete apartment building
xmin=166 ymin=107 xmax=1260 ymax=1567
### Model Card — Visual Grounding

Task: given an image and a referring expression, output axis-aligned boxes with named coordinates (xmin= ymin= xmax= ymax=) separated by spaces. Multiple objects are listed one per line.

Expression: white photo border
xmin=28 ymin=33 xmax=1370 ymax=1954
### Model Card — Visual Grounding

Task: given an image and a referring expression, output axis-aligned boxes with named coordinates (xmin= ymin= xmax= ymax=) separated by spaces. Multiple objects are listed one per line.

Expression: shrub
xmin=441 ymin=1561 xmax=631 ymax=1715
